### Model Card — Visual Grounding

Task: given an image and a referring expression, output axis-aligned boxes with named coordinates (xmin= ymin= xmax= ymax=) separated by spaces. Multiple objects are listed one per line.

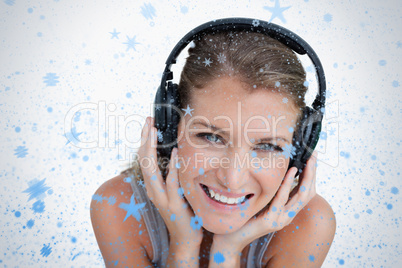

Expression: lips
xmin=200 ymin=183 xmax=253 ymax=206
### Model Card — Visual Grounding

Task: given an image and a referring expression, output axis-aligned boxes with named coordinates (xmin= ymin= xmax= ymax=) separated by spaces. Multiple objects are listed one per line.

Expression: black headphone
xmin=153 ymin=17 xmax=326 ymax=179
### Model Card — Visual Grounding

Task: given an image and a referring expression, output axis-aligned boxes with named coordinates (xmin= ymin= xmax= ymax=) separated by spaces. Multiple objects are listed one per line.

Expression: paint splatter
xmin=392 ymin=80 xmax=399 ymax=87
xmin=118 ymin=194 xmax=146 ymax=222
xmin=324 ymin=13 xmax=333 ymax=22
xmin=190 ymin=215 xmax=203 ymax=230
xmin=71 ymin=252 xmax=83 ymax=261
xmin=339 ymin=259 xmax=345 ymax=265
xmin=391 ymin=187 xmax=399 ymax=195
xmin=309 ymin=254 xmax=315 ymax=262
xmin=177 ymin=187 xmax=184 ymax=197
xmin=15 ymin=211 xmax=21 ymax=217
xmin=288 ymin=211 xmax=296 ymax=217
xmin=43 ymin=73 xmax=60 ymax=86
xmin=180 ymin=5 xmax=188 ymax=14
xmin=199 ymin=168 xmax=204 ymax=175
xmin=213 ymin=251 xmax=225 ymax=264
xmin=27 ymin=219 xmax=35 ymax=228
xmin=32 ymin=200 xmax=45 ymax=213
xmin=14 ymin=145 xmax=28 ymax=158
xmin=40 ymin=244 xmax=52 ymax=257
xmin=170 ymin=214 xmax=176 ymax=221
xmin=340 ymin=151 xmax=350 ymax=158
xmin=378 ymin=60 xmax=387 ymax=66
xmin=23 ymin=178 xmax=51 ymax=201
xmin=4 ymin=0 xmax=15 ymax=6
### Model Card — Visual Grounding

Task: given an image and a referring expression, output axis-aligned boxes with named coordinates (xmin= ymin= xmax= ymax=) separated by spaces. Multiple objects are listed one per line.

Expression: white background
xmin=0 ymin=0 xmax=401 ymax=267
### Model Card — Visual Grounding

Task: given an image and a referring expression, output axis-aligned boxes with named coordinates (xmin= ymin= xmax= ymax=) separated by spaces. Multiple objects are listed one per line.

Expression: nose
xmin=215 ymin=148 xmax=251 ymax=191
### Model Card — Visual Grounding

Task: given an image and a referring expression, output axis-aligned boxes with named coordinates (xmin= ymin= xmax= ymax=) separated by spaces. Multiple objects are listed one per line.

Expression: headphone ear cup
xmin=165 ymin=82 xmax=181 ymax=150
xmin=288 ymin=106 xmax=322 ymax=176
xmin=154 ymin=85 xmax=166 ymax=131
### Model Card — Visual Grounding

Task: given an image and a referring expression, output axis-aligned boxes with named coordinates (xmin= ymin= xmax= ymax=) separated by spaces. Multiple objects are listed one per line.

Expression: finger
xmin=299 ymin=150 xmax=317 ymax=195
xmin=141 ymin=118 xmax=167 ymax=203
xmin=269 ymin=167 xmax=298 ymax=214
xmin=166 ymin=148 xmax=183 ymax=206
xmin=285 ymin=151 xmax=318 ymax=212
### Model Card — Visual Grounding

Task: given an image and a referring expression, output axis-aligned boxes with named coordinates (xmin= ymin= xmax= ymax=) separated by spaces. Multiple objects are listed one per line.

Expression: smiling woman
xmin=90 ymin=18 xmax=336 ymax=268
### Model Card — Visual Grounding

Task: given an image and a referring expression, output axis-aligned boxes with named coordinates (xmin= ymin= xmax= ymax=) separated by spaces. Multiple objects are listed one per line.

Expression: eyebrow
xmin=192 ymin=122 xmax=291 ymax=143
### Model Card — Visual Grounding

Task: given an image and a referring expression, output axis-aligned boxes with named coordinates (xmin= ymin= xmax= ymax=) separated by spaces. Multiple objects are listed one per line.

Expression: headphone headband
xmin=160 ymin=17 xmax=326 ymax=111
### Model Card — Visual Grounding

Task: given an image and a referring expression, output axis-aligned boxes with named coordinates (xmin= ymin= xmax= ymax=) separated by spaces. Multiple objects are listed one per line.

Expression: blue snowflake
xmin=118 ymin=194 xmax=146 ymax=222
xmin=263 ymin=0 xmax=291 ymax=23
xmin=23 ymin=178 xmax=51 ymax=201
xmin=281 ymin=144 xmax=296 ymax=159
xmin=40 ymin=244 xmax=52 ymax=257
xmin=109 ymin=28 xmax=120 ymax=39
xmin=203 ymin=58 xmax=213 ymax=67
xmin=65 ymin=126 xmax=83 ymax=145
xmin=181 ymin=104 xmax=194 ymax=117
xmin=157 ymin=129 xmax=163 ymax=142
xmin=92 ymin=194 xmax=104 ymax=203
xmin=14 ymin=145 xmax=28 ymax=158
xmin=140 ymin=3 xmax=156 ymax=20
xmin=123 ymin=36 xmax=140 ymax=51
xmin=43 ymin=73 xmax=59 ymax=86
xmin=137 ymin=179 xmax=145 ymax=188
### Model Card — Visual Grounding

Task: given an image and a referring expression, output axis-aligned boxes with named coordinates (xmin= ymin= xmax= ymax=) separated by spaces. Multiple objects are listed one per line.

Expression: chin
xmin=200 ymin=216 xmax=246 ymax=235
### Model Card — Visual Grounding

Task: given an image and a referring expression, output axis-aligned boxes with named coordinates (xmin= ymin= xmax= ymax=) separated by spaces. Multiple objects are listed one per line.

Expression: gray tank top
xmin=126 ymin=171 xmax=275 ymax=268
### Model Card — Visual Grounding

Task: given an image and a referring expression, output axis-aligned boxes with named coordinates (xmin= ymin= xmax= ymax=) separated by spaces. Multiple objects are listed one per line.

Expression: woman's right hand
xmin=137 ymin=116 xmax=204 ymax=247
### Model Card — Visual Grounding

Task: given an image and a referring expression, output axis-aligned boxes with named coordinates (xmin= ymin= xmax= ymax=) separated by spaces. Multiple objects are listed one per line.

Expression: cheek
xmin=252 ymin=158 xmax=288 ymax=193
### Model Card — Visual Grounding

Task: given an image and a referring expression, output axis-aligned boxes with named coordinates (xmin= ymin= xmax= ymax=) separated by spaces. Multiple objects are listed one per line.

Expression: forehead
xmin=187 ymin=77 xmax=298 ymax=128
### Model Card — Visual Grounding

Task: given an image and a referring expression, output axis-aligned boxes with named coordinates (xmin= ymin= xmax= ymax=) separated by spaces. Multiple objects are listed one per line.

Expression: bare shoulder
xmin=90 ymin=172 xmax=154 ymax=267
xmin=263 ymin=194 xmax=336 ymax=267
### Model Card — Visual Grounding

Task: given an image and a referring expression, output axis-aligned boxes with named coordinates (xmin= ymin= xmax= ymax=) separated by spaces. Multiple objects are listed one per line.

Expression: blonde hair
xmin=122 ymin=31 xmax=307 ymax=211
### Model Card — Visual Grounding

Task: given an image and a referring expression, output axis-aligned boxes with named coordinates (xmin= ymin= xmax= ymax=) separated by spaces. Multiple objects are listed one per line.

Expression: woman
xmin=90 ymin=23 xmax=336 ymax=267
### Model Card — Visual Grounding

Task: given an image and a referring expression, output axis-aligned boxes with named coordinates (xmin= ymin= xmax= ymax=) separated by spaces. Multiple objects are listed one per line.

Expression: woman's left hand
xmin=212 ymin=151 xmax=318 ymax=252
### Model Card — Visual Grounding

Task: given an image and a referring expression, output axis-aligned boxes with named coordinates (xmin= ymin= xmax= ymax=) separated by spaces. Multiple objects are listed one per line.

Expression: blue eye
xmin=196 ymin=133 xmax=224 ymax=144
xmin=255 ymin=143 xmax=283 ymax=152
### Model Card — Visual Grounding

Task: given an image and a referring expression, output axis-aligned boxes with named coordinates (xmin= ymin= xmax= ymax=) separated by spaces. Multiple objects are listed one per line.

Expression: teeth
xmin=206 ymin=185 xmax=247 ymax=205
xmin=209 ymin=189 xmax=215 ymax=198
xmin=227 ymin=198 xmax=235 ymax=204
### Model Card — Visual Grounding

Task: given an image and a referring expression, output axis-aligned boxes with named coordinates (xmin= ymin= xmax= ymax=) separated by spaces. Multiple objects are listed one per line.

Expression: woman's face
xmin=176 ymin=76 xmax=299 ymax=234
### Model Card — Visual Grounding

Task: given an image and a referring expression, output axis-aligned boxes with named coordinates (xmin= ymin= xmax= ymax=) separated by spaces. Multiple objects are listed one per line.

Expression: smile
xmin=200 ymin=183 xmax=253 ymax=209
